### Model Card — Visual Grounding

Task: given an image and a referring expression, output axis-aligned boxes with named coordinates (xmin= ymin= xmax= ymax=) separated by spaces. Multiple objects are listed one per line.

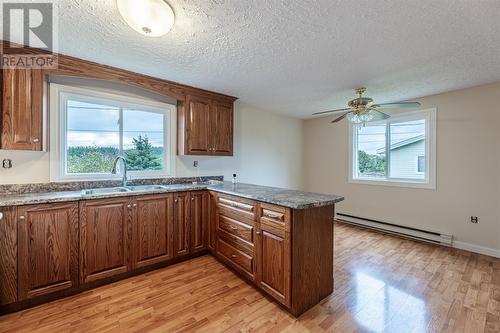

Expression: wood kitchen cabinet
xmin=178 ymin=95 xmax=234 ymax=156
xmin=79 ymin=198 xmax=131 ymax=284
xmin=173 ymin=192 xmax=191 ymax=257
xmin=132 ymin=194 xmax=174 ymax=269
xmin=207 ymin=192 xmax=218 ymax=252
xmin=1 ymin=69 xmax=45 ymax=151
xmin=255 ymin=204 xmax=291 ymax=307
xmin=17 ymin=202 xmax=79 ymax=300
xmin=0 ymin=207 xmax=18 ymax=305
xmin=190 ymin=191 xmax=208 ymax=253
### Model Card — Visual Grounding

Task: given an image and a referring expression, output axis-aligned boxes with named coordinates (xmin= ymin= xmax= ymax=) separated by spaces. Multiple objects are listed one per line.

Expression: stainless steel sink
xmin=126 ymin=185 xmax=169 ymax=191
xmin=81 ymin=187 xmax=132 ymax=196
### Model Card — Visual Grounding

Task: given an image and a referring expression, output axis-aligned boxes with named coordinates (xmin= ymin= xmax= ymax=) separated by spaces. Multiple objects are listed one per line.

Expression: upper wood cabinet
xmin=1 ymin=69 xmax=45 ymax=151
xmin=79 ymin=198 xmax=131 ymax=284
xmin=132 ymin=194 xmax=174 ymax=269
xmin=178 ymin=95 xmax=234 ymax=156
xmin=17 ymin=202 xmax=79 ymax=300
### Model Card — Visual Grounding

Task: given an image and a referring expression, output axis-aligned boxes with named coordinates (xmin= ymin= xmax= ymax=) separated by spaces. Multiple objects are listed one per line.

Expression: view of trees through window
xmin=65 ymin=99 xmax=165 ymax=175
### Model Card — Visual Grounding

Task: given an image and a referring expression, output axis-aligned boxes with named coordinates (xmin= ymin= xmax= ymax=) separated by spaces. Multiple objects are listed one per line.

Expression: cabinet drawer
xmin=217 ymin=238 xmax=254 ymax=275
xmin=218 ymin=215 xmax=254 ymax=244
xmin=259 ymin=203 xmax=290 ymax=232
xmin=217 ymin=195 xmax=255 ymax=220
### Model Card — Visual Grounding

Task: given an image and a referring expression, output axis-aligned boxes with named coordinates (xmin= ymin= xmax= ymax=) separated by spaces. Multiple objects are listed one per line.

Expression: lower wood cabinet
xmin=79 ymin=198 xmax=131 ymax=284
xmin=190 ymin=191 xmax=208 ymax=253
xmin=17 ymin=202 xmax=79 ymax=300
xmin=0 ymin=207 xmax=18 ymax=305
xmin=207 ymin=192 xmax=217 ymax=252
xmin=132 ymin=194 xmax=174 ymax=269
xmin=173 ymin=192 xmax=191 ymax=257
xmin=255 ymin=223 xmax=291 ymax=307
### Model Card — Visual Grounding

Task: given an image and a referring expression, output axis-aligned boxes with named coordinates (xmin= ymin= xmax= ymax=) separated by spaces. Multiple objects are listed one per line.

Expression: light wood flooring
xmin=0 ymin=222 xmax=499 ymax=333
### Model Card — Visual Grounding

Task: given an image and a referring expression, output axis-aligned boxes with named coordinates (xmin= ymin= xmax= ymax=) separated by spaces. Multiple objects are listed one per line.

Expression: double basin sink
xmin=81 ymin=185 xmax=172 ymax=196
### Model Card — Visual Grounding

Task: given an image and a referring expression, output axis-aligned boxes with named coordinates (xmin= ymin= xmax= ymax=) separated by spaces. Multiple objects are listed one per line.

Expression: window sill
xmin=348 ymin=178 xmax=436 ymax=190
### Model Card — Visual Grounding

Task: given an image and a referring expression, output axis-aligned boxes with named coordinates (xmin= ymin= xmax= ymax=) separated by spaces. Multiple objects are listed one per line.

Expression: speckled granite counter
xmin=0 ymin=181 xmax=343 ymax=209
xmin=208 ymin=182 xmax=343 ymax=209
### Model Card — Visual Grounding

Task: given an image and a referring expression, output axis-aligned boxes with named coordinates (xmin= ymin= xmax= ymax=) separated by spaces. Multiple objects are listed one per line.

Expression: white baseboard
xmin=453 ymin=241 xmax=500 ymax=259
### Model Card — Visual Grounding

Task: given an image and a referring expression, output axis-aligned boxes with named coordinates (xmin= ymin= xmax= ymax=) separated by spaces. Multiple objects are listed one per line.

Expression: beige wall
xmin=0 ymin=101 xmax=304 ymax=190
xmin=304 ymin=82 xmax=500 ymax=254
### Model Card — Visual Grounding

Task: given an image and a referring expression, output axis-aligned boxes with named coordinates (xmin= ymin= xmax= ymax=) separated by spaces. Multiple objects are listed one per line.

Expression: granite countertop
xmin=207 ymin=182 xmax=344 ymax=209
xmin=0 ymin=182 xmax=344 ymax=209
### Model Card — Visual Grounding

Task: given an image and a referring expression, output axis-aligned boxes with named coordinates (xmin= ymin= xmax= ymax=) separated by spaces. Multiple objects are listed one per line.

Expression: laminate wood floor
xmin=1 ymin=222 xmax=499 ymax=333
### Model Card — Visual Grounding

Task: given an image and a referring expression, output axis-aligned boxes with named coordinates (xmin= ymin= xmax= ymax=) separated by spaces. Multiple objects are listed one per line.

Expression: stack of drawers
xmin=216 ymin=194 xmax=257 ymax=280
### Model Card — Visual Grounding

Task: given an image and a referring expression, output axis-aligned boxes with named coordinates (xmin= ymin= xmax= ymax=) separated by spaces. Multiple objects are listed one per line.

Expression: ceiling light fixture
xmin=117 ymin=0 xmax=175 ymax=37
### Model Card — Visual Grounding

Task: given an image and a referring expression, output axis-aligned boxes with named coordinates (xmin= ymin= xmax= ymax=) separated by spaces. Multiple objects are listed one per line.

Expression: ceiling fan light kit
xmin=314 ymin=87 xmax=421 ymax=125
xmin=117 ymin=0 xmax=175 ymax=37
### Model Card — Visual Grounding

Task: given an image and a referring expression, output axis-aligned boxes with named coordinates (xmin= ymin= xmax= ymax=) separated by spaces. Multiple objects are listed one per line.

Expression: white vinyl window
xmin=349 ymin=108 xmax=436 ymax=189
xmin=49 ymin=84 xmax=176 ymax=181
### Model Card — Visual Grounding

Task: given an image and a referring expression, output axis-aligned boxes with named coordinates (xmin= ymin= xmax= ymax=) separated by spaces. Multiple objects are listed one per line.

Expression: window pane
xmin=123 ymin=109 xmax=164 ymax=171
xmin=66 ymin=100 xmax=120 ymax=174
xmin=356 ymin=124 xmax=386 ymax=179
xmin=389 ymin=119 xmax=426 ymax=180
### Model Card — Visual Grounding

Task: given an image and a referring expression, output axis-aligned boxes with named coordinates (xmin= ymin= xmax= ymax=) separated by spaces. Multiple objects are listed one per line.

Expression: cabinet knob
xmin=191 ymin=197 xmax=194 ymax=201
xmin=127 ymin=204 xmax=132 ymax=208
xmin=256 ymin=231 xmax=261 ymax=235
xmin=133 ymin=204 xmax=137 ymax=207
xmin=32 ymin=138 xmax=40 ymax=143
xmin=19 ymin=215 xmax=25 ymax=220
xmin=231 ymin=254 xmax=237 ymax=258
xmin=0 ymin=212 xmax=3 ymax=220
xmin=174 ymin=199 xmax=178 ymax=203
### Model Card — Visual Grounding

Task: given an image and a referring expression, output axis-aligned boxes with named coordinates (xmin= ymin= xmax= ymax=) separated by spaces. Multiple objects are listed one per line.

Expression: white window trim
xmin=348 ymin=108 xmax=437 ymax=189
xmin=49 ymin=83 xmax=177 ymax=182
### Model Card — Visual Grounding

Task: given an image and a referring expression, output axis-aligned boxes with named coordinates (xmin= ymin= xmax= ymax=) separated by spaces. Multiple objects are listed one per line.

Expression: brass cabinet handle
xmin=263 ymin=212 xmax=282 ymax=220
xmin=256 ymin=231 xmax=261 ymax=235
xmin=19 ymin=215 xmax=26 ymax=220
xmin=127 ymin=204 xmax=132 ymax=209
xmin=231 ymin=254 xmax=237 ymax=258
xmin=229 ymin=225 xmax=238 ymax=230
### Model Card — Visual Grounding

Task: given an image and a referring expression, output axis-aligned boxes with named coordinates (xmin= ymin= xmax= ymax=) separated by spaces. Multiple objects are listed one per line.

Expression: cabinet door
xmin=173 ymin=192 xmax=190 ymax=257
xmin=207 ymin=192 xmax=217 ymax=252
xmin=210 ymin=100 xmax=233 ymax=156
xmin=0 ymin=207 xmax=17 ymax=305
xmin=1 ymin=69 xmax=44 ymax=150
xmin=80 ymin=198 xmax=131 ymax=283
xmin=17 ymin=202 xmax=79 ymax=300
xmin=133 ymin=194 xmax=174 ymax=268
xmin=185 ymin=95 xmax=211 ymax=155
xmin=190 ymin=191 xmax=208 ymax=253
xmin=255 ymin=223 xmax=291 ymax=307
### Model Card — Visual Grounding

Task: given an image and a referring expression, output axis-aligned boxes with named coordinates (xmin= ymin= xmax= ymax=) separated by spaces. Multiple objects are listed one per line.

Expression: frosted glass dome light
xmin=117 ymin=0 xmax=175 ymax=37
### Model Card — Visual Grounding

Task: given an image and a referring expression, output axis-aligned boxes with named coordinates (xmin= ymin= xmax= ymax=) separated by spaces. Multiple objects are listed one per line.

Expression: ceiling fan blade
xmin=313 ymin=108 xmax=351 ymax=116
xmin=368 ymin=110 xmax=391 ymax=121
xmin=373 ymin=102 xmax=421 ymax=109
xmin=330 ymin=112 xmax=351 ymax=123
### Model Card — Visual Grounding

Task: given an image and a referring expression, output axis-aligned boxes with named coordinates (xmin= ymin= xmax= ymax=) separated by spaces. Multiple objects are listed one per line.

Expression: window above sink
xmin=49 ymin=84 xmax=177 ymax=182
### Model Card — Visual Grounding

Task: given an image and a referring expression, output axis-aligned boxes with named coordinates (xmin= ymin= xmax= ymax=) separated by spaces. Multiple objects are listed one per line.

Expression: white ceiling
xmin=54 ymin=0 xmax=500 ymax=118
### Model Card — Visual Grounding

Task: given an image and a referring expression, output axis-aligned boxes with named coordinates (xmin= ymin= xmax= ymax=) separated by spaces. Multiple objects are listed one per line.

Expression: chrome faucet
xmin=111 ymin=156 xmax=128 ymax=187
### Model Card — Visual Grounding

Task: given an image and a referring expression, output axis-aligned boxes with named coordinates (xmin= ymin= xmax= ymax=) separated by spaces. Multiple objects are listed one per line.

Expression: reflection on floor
xmin=0 ymin=222 xmax=499 ymax=332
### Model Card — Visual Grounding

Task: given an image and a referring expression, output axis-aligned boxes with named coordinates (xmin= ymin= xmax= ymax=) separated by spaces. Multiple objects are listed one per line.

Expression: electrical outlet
xmin=2 ymin=159 xmax=12 ymax=169
xmin=193 ymin=161 xmax=198 ymax=167
xmin=470 ymin=216 xmax=479 ymax=224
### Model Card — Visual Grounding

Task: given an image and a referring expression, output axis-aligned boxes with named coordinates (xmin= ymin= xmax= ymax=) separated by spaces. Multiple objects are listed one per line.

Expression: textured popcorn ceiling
xmin=54 ymin=0 xmax=500 ymax=118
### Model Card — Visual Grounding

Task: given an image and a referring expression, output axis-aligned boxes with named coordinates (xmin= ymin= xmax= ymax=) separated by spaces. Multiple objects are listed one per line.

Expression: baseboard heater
xmin=336 ymin=213 xmax=453 ymax=247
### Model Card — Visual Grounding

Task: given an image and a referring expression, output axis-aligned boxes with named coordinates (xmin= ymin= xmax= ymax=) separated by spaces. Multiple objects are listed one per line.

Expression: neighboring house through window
xmin=349 ymin=108 xmax=436 ymax=189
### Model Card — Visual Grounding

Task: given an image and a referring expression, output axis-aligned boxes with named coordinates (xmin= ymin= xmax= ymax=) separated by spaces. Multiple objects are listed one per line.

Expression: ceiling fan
xmin=312 ymin=88 xmax=421 ymax=124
